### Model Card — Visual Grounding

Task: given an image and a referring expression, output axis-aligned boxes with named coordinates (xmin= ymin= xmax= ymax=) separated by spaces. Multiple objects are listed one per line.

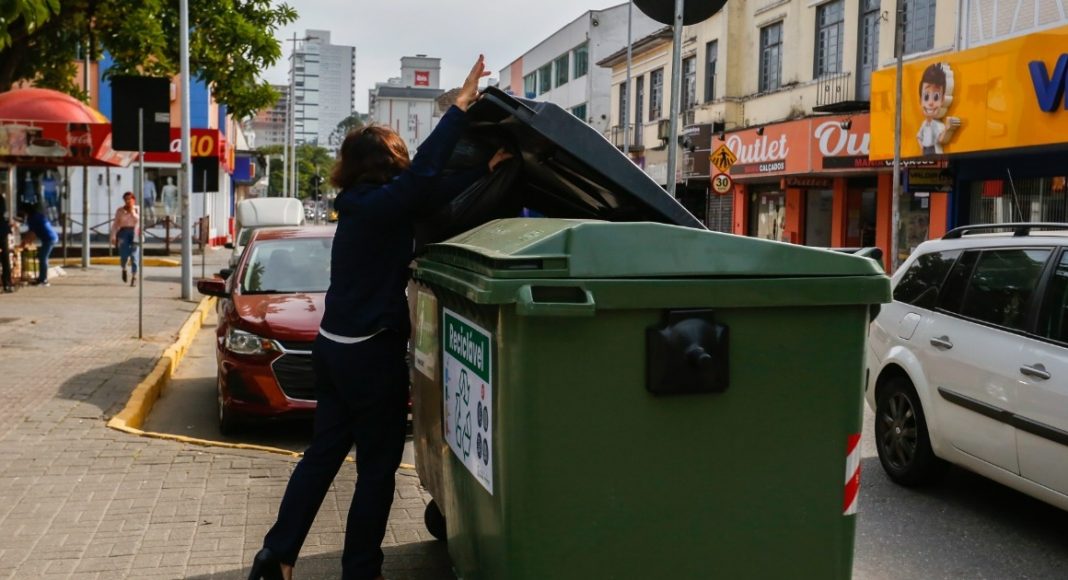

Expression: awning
xmin=0 ymin=88 xmax=134 ymax=167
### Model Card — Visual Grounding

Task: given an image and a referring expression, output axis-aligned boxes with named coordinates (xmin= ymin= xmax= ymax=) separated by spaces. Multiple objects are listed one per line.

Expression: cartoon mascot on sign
xmin=916 ymin=62 xmax=960 ymax=155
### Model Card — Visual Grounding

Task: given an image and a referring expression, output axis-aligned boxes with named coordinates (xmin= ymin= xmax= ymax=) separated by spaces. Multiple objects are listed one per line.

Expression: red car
xmin=197 ymin=225 xmax=335 ymax=433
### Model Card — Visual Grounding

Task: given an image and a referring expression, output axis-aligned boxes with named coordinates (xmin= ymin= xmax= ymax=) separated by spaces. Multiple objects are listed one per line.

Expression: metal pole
xmin=179 ymin=0 xmax=193 ymax=299
xmin=265 ymin=155 xmax=272 ymax=196
xmin=81 ymin=46 xmax=91 ymax=269
xmin=623 ymin=0 xmax=633 ymax=155
xmin=891 ymin=3 xmax=905 ymax=272
xmin=289 ymin=32 xmax=298 ymax=199
xmin=138 ymin=108 xmax=145 ymax=339
xmin=665 ymin=0 xmax=685 ymax=197
xmin=202 ymin=171 xmax=207 ymax=279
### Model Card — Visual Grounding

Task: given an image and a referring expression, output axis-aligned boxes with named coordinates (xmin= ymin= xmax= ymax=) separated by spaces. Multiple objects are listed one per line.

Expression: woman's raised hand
xmin=455 ymin=55 xmax=491 ymax=112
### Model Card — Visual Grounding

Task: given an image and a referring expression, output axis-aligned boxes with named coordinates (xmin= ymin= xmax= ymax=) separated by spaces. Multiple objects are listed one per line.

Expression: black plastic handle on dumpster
xmin=646 ymin=310 xmax=729 ymax=396
xmin=516 ymin=285 xmax=596 ymax=317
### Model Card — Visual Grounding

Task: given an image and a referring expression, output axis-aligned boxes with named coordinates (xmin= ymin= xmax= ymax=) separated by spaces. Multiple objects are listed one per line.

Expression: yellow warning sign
xmin=710 ymin=144 xmax=738 ymax=174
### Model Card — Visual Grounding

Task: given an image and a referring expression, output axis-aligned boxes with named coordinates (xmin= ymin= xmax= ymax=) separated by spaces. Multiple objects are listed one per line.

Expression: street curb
xmin=106 ymin=297 xmax=416 ymax=471
xmin=107 ymin=296 xmax=217 ymax=432
xmin=56 ymin=256 xmax=181 ymax=267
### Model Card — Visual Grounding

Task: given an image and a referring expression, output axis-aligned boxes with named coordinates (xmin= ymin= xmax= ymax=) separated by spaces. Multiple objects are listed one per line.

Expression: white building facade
xmin=497 ymin=3 xmax=661 ymax=135
xmin=368 ymin=56 xmax=445 ymax=154
xmin=292 ymin=30 xmax=356 ymax=150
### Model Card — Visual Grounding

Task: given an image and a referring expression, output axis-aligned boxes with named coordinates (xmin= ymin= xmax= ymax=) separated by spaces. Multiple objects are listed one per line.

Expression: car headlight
xmin=225 ymin=327 xmax=279 ymax=355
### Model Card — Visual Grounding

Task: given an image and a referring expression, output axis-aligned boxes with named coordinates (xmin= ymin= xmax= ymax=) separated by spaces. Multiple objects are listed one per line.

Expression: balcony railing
xmin=609 ymin=125 xmax=645 ymax=151
xmin=814 ymin=71 xmax=868 ymax=113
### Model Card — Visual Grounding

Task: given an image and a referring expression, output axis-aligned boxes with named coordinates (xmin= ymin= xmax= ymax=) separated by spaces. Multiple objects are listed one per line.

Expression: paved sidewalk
xmin=0 ymin=253 xmax=451 ymax=579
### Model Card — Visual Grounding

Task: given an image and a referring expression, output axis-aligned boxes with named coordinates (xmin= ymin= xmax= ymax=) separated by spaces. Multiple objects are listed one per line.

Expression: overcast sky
xmin=263 ymin=0 xmax=626 ymax=113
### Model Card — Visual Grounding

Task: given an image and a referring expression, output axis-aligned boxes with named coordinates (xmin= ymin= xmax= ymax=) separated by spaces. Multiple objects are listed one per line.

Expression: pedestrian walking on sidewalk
xmin=110 ymin=191 xmax=140 ymax=286
xmin=1 ymin=203 xmax=13 ymax=293
xmin=249 ymin=54 xmax=512 ymax=580
xmin=21 ymin=202 xmax=58 ymax=286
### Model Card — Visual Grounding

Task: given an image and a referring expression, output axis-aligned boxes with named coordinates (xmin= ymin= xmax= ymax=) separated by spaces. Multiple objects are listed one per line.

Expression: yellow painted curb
xmin=106 ymin=297 xmax=416 ymax=470
xmin=107 ymin=296 xmax=216 ymax=431
xmin=56 ymin=256 xmax=181 ymax=267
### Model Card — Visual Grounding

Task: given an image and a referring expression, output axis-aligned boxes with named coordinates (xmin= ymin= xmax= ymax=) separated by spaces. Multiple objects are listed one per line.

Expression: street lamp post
xmin=891 ymin=3 xmax=906 ymax=273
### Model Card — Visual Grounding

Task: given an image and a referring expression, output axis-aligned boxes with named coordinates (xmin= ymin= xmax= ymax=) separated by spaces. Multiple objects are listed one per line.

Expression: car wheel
xmin=218 ymin=381 xmax=239 ymax=436
xmin=424 ymin=499 xmax=447 ymax=541
xmin=875 ymin=376 xmax=942 ymax=486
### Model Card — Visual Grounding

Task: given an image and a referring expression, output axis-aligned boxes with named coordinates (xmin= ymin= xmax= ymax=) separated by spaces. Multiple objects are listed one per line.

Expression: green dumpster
xmin=409 ymin=218 xmax=890 ymax=579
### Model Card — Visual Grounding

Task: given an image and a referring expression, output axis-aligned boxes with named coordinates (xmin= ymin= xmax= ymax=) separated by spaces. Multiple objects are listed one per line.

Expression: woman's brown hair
xmin=330 ymin=125 xmax=411 ymax=189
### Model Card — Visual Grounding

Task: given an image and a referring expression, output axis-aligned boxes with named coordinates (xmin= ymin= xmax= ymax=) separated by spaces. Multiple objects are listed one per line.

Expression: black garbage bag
xmin=414 ymin=157 xmax=522 ymax=255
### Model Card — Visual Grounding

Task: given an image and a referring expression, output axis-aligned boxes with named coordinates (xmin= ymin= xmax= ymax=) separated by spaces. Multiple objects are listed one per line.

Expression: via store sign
xmin=1030 ymin=54 xmax=1068 ymax=112
xmin=871 ymin=24 xmax=1068 ymax=159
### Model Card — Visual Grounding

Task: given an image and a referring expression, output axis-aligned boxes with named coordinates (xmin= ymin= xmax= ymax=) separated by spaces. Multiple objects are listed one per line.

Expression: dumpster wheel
xmin=424 ymin=499 xmax=447 ymax=541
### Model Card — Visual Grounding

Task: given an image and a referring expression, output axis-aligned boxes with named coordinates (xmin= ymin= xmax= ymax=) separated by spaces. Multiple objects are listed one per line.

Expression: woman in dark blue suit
xmin=249 ymin=55 xmax=511 ymax=580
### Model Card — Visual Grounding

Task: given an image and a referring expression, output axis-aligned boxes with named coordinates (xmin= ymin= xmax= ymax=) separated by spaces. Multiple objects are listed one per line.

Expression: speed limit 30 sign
xmin=711 ymin=172 xmax=733 ymax=195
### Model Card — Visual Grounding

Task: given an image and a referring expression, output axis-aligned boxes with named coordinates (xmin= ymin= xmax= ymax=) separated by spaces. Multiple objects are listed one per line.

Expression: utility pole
xmin=665 ymin=0 xmax=685 ymax=196
xmin=891 ymin=2 xmax=906 ymax=272
xmin=623 ymin=0 xmax=633 ymax=156
xmin=81 ymin=44 xmax=90 ymax=269
xmin=179 ymin=0 xmax=193 ymax=299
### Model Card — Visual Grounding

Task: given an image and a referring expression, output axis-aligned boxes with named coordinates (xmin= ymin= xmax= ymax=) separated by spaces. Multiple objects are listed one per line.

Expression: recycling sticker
xmin=442 ymin=309 xmax=493 ymax=494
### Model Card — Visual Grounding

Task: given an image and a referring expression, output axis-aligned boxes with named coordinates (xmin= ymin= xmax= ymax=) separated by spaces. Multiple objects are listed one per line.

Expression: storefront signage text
xmin=726 ymin=133 xmax=789 ymax=174
xmin=1030 ymin=54 xmax=1068 ymax=112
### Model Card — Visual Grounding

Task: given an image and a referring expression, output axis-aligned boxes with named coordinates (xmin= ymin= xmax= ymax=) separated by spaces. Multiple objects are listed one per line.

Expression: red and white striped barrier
xmin=843 ymin=433 xmax=861 ymax=516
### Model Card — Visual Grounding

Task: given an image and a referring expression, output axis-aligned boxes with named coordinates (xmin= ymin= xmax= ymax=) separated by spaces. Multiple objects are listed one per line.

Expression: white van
xmin=227 ymin=197 xmax=305 ymax=269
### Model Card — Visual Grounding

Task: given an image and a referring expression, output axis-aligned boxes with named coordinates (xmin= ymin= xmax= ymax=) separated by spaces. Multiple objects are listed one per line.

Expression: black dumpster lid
xmin=455 ymin=87 xmax=704 ymax=229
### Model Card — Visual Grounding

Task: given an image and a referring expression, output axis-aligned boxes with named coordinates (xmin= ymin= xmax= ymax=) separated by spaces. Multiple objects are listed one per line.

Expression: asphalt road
xmin=145 ymin=314 xmax=1068 ymax=578
xmin=143 ymin=312 xmax=416 ymax=465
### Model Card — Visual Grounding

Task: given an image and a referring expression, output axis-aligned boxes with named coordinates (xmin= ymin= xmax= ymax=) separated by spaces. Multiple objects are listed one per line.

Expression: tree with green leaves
xmin=329 ymin=111 xmax=366 ymax=148
xmin=0 ymin=0 xmax=297 ymax=120
xmin=258 ymin=143 xmax=335 ymax=199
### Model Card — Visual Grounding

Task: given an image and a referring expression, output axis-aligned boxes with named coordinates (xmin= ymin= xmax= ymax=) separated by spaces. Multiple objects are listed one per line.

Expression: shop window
xmin=760 ymin=22 xmax=783 ymax=92
xmin=893 ymin=249 xmax=962 ymax=309
xmin=750 ymin=189 xmax=786 ymax=241
xmin=970 ymin=178 xmax=1068 ymax=223
xmin=814 ymin=0 xmax=844 ymax=77
xmin=650 ymin=68 xmax=664 ymax=120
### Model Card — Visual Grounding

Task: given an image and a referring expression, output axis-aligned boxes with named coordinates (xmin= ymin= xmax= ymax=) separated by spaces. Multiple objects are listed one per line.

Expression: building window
xmin=705 ymin=40 xmax=718 ymax=102
xmin=650 ymin=68 xmax=664 ymax=119
xmin=618 ymin=82 xmax=628 ymax=127
xmin=814 ymin=0 xmax=844 ymax=77
xmin=681 ymin=56 xmax=697 ymax=112
xmin=554 ymin=54 xmax=570 ymax=88
xmin=571 ymin=103 xmax=587 ymax=122
xmin=524 ymin=73 xmax=537 ymax=98
xmin=759 ymin=22 xmax=783 ymax=92
xmin=902 ymin=0 xmax=936 ymax=55
xmin=573 ymin=43 xmax=589 ymax=78
xmin=538 ymin=63 xmax=552 ymax=94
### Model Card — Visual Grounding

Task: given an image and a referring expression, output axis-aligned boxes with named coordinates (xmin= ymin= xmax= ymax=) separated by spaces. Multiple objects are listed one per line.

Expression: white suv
xmin=867 ymin=223 xmax=1068 ymax=511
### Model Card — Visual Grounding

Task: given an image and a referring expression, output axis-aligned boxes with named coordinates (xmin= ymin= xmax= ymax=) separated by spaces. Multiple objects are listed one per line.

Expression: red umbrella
xmin=0 ymin=88 xmax=134 ymax=167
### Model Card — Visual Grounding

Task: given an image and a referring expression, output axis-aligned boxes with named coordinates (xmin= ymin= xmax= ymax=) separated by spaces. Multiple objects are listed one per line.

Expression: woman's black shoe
xmin=248 ymin=548 xmax=284 ymax=580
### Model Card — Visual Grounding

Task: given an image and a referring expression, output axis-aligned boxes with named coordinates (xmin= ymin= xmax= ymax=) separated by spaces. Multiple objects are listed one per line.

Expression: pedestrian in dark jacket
xmin=249 ymin=55 xmax=512 ymax=580
xmin=1 ymin=203 xmax=13 ymax=293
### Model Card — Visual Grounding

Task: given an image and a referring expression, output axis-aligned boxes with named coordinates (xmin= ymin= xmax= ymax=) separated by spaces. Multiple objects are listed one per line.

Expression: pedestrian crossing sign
xmin=710 ymin=144 xmax=737 ymax=174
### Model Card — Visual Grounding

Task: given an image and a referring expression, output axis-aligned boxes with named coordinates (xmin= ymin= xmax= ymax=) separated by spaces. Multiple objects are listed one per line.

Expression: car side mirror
xmin=197 ymin=277 xmax=229 ymax=297
xmin=224 ymin=242 xmax=234 ymax=249
xmin=218 ymin=268 xmax=234 ymax=279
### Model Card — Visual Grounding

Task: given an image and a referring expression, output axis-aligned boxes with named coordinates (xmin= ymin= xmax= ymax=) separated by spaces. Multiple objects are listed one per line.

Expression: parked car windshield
xmin=241 ymin=238 xmax=332 ymax=294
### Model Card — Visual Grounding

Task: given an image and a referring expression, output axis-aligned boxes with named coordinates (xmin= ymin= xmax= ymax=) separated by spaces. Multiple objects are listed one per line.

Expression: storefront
xmin=870 ymin=24 xmax=1068 ymax=256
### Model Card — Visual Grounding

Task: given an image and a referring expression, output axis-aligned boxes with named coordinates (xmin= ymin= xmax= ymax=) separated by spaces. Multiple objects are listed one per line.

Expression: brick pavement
xmin=0 ymin=255 xmax=452 ymax=579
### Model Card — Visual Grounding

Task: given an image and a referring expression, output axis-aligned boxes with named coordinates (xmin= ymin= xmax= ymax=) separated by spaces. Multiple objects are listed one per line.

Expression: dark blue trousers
xmin=263 ymin=331 xmax=409 ymax=579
